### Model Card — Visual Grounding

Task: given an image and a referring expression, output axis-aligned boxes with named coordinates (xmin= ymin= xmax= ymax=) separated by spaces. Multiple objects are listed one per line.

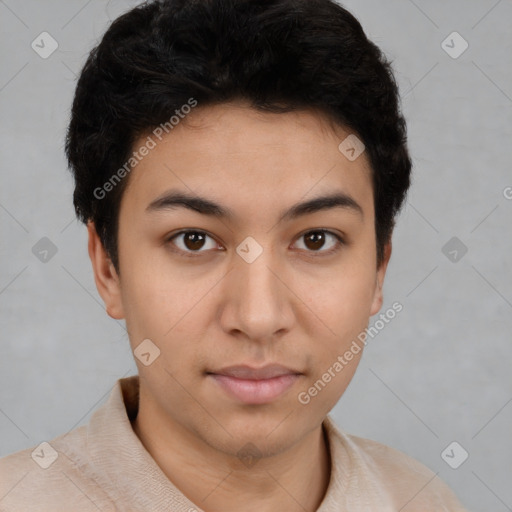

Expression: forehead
xmin=120 ymin=102 xmax=374 ymax=219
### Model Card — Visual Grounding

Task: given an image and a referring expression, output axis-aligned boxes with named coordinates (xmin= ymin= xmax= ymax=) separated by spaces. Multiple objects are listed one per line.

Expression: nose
xmin=218 ymin=245 xmax=295 ymax=343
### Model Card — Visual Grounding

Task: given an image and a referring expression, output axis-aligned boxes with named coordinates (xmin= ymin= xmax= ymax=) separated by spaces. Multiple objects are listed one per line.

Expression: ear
xmin=369 ymin=240 xmax=392 ymax=316
xmin=87 ymin=221 xmax=125 ymax=320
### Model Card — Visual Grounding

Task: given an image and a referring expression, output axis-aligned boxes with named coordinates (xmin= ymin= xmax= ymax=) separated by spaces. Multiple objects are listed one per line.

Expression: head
xmin=66 ymin=0 xmax=411 ymax=459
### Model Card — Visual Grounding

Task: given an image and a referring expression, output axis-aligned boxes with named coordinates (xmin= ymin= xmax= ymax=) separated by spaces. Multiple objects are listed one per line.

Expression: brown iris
xmin=303 ymin=231 xmax=326 ymax=251
xmin=183 ymin=232 xmax=207 ymax=251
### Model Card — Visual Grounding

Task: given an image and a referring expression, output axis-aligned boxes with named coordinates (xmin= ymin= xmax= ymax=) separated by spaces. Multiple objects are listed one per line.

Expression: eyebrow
xmin=146 ymin=188 xmax=363 ymax=222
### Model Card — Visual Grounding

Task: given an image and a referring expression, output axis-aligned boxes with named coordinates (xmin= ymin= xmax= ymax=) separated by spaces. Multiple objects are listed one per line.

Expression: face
xmin=89 ymin=101 xmax=390 ymax=459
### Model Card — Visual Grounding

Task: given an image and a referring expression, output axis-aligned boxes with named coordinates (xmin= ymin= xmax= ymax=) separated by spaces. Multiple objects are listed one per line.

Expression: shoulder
xmin=0 ymin=429 xmax=116 ymax=512
xmin=324 ymin=417 xmax=468 ymax=511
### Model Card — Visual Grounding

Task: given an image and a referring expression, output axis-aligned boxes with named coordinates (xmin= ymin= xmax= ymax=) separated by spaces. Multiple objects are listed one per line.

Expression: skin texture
xmin=88 ymin=101 xmax=392 ymax=512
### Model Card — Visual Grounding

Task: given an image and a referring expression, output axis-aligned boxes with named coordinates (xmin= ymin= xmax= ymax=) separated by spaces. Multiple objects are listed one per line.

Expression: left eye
xmin=293 ymin=230 xmax=343 ymax=254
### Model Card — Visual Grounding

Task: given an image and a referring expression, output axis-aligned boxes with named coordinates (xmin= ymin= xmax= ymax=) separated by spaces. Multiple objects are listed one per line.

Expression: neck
xmin=132 ymin=400 xmax=331 ymax=512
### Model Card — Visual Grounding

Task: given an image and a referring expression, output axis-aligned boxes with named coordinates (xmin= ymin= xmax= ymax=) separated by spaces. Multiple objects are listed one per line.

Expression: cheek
xmin=306 ymin=262 xmax=376 ymax=334
xmin=118 ymin=254 xmax=217 ymax=363
xmin=119 ymin=270 xmax=202 ymax=383
xmin=297 ymin=280 xmax=371 ymax=415
xmin=300 ymin=257 xmax=376 ymax=399
xmin=120 ymin=272 xmax=179 ymax=339
xmin=117 ymin=249 xmax=175 ymax=345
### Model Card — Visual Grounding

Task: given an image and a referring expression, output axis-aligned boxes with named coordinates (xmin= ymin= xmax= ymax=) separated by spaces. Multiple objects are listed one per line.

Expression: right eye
xmin=166 ymin=230 xmax=223 ymax=257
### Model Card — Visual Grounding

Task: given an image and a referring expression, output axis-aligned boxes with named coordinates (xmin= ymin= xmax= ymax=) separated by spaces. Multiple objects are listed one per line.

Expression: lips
xmin=210 ymin=364 xmax=301 ymax=380
xmin=207 ymin=364 xmax=302 ymax=404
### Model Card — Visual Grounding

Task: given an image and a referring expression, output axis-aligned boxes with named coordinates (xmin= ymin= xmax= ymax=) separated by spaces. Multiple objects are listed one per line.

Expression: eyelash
xmin=165 ymin=229 xmax=344 ymax=258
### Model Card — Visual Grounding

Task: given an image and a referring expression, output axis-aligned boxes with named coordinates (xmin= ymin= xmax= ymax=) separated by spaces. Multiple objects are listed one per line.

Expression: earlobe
xmin=87 ymin=222 xmax=125 ymax=320
xmin=369 ymin=241 xmax=392 ymax=316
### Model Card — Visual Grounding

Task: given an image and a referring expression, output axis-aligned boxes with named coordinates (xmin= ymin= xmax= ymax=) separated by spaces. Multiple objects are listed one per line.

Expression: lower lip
xmin=209 ymin=374 xmax=300 ymax=404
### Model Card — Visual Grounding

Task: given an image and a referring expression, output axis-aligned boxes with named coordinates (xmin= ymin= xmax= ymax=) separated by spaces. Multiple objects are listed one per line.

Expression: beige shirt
xmin=0 ymin=375 xmax=467 ymax=511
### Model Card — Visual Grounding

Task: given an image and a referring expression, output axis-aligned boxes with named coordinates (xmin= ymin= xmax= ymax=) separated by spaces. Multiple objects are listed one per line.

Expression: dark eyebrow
xmin=278 ymin=192 xmax=363 ymax=222
xmin=146 ymin=189 xmax=363 ymax=222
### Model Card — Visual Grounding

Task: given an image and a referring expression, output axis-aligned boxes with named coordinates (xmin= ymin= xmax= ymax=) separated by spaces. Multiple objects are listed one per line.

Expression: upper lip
xmin=209 ymin=364 xmax=302 ymax=380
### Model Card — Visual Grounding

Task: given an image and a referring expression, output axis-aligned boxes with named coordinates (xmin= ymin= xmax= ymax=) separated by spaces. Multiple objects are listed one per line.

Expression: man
xmin=0 ymin=0 xmax=468 ymax=510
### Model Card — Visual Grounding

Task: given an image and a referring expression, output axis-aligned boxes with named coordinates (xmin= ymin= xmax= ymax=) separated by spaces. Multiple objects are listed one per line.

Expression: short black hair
xmin=65 ymin=0 xmax=412 ymax=271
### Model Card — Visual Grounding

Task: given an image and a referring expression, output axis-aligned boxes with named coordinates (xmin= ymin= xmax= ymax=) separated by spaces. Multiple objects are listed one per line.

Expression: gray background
xmin=1 ymin=0 xmax=511 ymax=510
